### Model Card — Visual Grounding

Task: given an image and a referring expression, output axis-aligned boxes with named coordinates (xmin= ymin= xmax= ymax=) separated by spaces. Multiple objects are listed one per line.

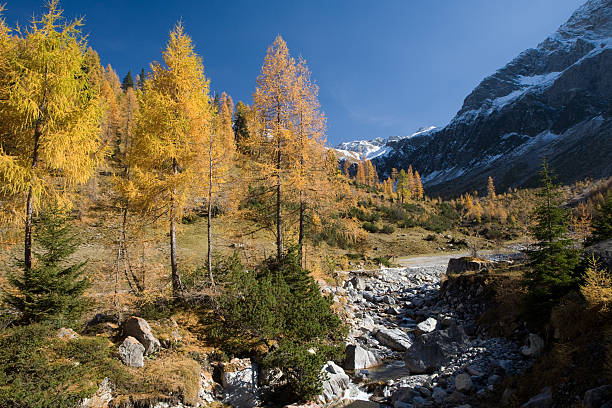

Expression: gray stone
xmin=80 ymin=377 xmax=113 ymax=408
xmin=404 ymin=324 xmax=469 ymax=373
xmin=584 ymin=385 xmax=612 ymax=408
xmin=375 ymin=327 xmax=413 ymax=351
xmin=318 ymin=361 xmax=350 ymax=404
xmin=345 ymin=344 xmax=383 ymax=370
xmin=351 ymin=276 xmax=367 ymax=291
xmin=416 ymin=317 xmax=437 ymax=333
xmin=487 ymin=374 xmax=502 ymax=386
xmin=520 ymin=333 xmax=544 ymax=358
xmin=501 ymin=388 xmax=515 ymax=406
xmin=221 ymin=358 xmax=260 ymax=408
xmin=432 ymin=386 xmax=447 ymax=403
xmin=454 ymin=373 xmax=473 ymax=393
xmin=521 ymin=387 xmax=552 ymax=408
xmin=118 ymin=336 xmax=144 ymax=367
xmin=57 ymin=327 xmax=79 ymax=340
xmin=123 ymin=316 xmax=160 ymax=355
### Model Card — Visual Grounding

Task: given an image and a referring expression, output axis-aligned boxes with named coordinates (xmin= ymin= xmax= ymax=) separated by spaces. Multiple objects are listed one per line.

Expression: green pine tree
xmin=523 ymin=160 xmax=581 ymax=320
xmin=121 ymin=70 xmax=134 ymax=90
xmin=137 ymin=67 xmax=145 ymax=90
xmin=5 ymin=205 xmax=91 ymax=325
xmin=588 ymin=192 xmax=612 ymax=245
xmin=233 ymin=101 xmax=250 ymax=151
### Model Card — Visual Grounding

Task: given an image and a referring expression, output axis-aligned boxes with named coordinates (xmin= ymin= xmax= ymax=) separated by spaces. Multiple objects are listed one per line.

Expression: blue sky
xmin=4 ymin=0 xmax=585 ymax=145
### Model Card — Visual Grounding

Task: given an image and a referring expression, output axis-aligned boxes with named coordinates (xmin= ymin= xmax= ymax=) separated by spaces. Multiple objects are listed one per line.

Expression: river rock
xmin=118 ymin=336 xmax=144 ymax=368
xmin=432 ymin=386 xmax=447 ymax=403
xmin=520 ymin=333 xmax=544 ymax=357
xmin=521 ymin=387 xmax=553 ymax=408
xmin=417 ymin=317 xmax=437 ymax=333
xmin=446 ymin=257 xmax=493 ymax=274
xmin=351 ymin=276 xmax=367 ymax=291
xmin=404 ymin=324 xmax=469 ymax=373
xmin=454 ymin=373 xmax=474 ymax=393
xmin=584 ymin=385 xmax=612 ymax=408
xmin=123 ymin=317 xmax=160 ymax=355
xmin=375 ymin=327 xmax=413 ymax=351
xmin=345 ymin=344 xmax=383 ymax=370
xmin=221 ymin=358 xmax=260 ymax=408
xmin=318 ymin=361 xmax=350 ymax=404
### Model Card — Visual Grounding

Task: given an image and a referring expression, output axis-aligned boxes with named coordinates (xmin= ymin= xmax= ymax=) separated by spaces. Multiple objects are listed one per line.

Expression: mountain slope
xmin=373 ymin=0 xmax=612 ymax=196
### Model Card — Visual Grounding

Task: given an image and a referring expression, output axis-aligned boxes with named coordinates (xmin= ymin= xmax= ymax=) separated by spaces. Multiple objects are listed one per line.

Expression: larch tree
xmin=206 ymin=92 xmax=235 ymax=285
xmin=487 ymin=176 xmax=496 ymax=200
xmin=414 ymin=170 xmax=424 ymax=199
xmin=0 ymin=1 xmax=101 ymax=270
xmin=129 ymin=23 xmax=210 ymax=297
xmin=291 ymin=57 xmax=328 ymax=264
xmin=250 ymin=35 xmax=298 ymax=259
xmin=356 ymin=159 xmax=366 ymax=185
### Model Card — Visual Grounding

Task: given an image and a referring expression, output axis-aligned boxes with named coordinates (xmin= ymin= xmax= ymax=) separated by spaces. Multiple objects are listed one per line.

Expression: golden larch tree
xmin=129 ymin=23 xmax=210 ymax=297
xmin=250 ymin=35 xmax=298 ymax=259
xmin=487 ymin=176 xmax=496 ymax=200
xmin=0 ymin=1 xmax=101 ymax=269
xmin=207 ymin=92 xmax=235 ymax=284
xmin=414 ymin=170 xmax=424 ymax=199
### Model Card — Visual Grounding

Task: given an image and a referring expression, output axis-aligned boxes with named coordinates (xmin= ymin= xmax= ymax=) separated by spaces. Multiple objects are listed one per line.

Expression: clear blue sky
xmin=4 ymin=0 xmax=585 ymax=146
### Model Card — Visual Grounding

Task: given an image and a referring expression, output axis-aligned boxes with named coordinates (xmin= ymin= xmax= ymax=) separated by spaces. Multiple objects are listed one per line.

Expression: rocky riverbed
xmin=324 ymin=256 xmax=538 ymax=407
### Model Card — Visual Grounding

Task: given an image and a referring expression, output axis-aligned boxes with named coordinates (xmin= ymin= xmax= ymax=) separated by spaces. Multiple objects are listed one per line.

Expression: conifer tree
xmin=414 ymin=170 xmax=424 ymax=199
xmin=588 ymin=192 xmax=612 ymax=245
xmin=121 ymin=70 xmax=134 ymax=91
xmin=129 ymin=23 xmax=210 ymax=297
xmin=487 ymin=176 xmax=496 ymax=200
xmin=137 ymin=67 xmax=146 ymax=90
xmin=5 ymin=204 xmax=90 ymax=324
xmin=232 ymin=101 xmax=250 ymax=151
xmin=397 ymin=169 xmax=409 ymax=203
xmin=0 ymin=1 xmax=101 ymax=271
xmin=524 ymin=161 xmax=581 ymax=316
xmin=250 ymin=36 xmax=298 ymax=259
xmin=207 ymin=92 xmax=235 ymax=284
xmin=342 ymin=159 xmax=351 ymax=177
xmin=356 ymin=159 xmax=366 ymax=185
xmin=365 ymin=159 xmax=378 ymax=186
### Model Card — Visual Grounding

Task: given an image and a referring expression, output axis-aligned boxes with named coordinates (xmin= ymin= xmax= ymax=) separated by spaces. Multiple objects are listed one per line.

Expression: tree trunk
xmin=170 ymin=158 xmax=183 ymax=297
xmin=24 ymin=126 xmax=42 ymax=271
xmin=299 ymin=192 xmax=304 ymax=265
xmin=276 ymin=138 xmax=283 ymax=259
xmin=207 ymin=127 xmax=215 ymax=288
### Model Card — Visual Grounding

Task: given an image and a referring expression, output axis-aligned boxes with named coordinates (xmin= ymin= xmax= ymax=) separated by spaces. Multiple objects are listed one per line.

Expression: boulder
xmin=446 ymin=257 xmax=493 ymax=274
xmin=585 ymin=239 xmax=612 ymax=272
xmin=80 ymin=377 xmax=113 ymax=408
xmin=520 ymin=333 xmax=544 ymax=357
xmin=350 ymin=276 xmax=367 ymax=291
xmin=118 ymin=336 xmax=144 ymax=368
xmin=375 ymin=327 xmax=413 ymax=351
xmin=584 ymin=385 xmax=612 ymax=408
xmin=521 ymin=387 xmax=552 ymax=408
xmin=454 ymin=373 xmax=474 ymax=393
xmin=416 ymin=317 xmax=437 ymax=333
xmin=432 ymin=386 xmax=447 ymax=403
xmin=123 ymin=316 xmax=160 ymax=355
xmin=221 ymin=358 xmax=260 ymax=408
xmin=344 ymin=344 xmax=383 ymax=370
xmin=318 ymin=361 xmax=350 ymax=404
xmin=404 ymin=324 xmax=469 ymax=373
xmin=57 ymin=327 xmax=79 ymax=340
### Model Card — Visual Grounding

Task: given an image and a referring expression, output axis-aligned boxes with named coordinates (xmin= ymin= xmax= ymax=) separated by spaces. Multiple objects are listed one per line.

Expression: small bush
xmin=380 ymin=224 xmax=395 ymax=234
xmin=372 ymin=256 xmax=392 ymax=267
xmin=362 ymin=222 xmax=380 ymax=233
xmin=424 ymin=234 xmax=437 ymax=242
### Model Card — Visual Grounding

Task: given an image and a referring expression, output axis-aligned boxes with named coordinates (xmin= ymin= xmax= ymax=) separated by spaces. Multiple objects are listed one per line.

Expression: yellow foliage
xmin=581 ymin=255 xmax=612 ymax=313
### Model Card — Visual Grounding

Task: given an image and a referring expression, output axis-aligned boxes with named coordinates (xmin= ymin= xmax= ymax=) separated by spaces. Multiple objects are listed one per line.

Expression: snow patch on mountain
xmin=334 ymin=126 xmax=437 ymax=161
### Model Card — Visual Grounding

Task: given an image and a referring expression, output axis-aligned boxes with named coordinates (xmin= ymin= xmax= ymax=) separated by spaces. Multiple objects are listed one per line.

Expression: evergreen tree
xmin=524 ymin=161 xmax=581 ymax=318
xmin=121 ymin=70 xmax=134 ymax=90
xmin=587 ymin=192 xmax=612 ymax=245
xmin=137 ymin=67 xmax=145 ymax=90
xmin=5 ymin=205 xmax=90 ymax=324
xmin=232 ymin=101 xmax=250 ymax=151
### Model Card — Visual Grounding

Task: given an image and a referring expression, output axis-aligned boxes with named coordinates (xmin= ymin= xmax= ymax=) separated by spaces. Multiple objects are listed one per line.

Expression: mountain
xmin=369 ymin=0 xmax=612 ymax=196
xmin=334 ymin=126 xmax=437 ymax=161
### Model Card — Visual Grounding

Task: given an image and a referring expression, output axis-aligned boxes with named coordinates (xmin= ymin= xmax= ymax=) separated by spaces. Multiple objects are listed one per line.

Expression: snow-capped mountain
xmin=335 ymin=126 xmax=437 ymax=161
xmin=373 ymin=0 xmax=612 ymax=196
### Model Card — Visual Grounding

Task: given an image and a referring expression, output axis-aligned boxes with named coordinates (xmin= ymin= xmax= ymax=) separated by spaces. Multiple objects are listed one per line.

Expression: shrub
xmin=372 ymin=256 xmax=392 ymax=267
xmin=362 ymin=221 xmax=380 ymax=233
xmin=380 ymin=224 xmax=395 ymax=234
xmin=213 ymin=249 xmax=345 ymax=401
